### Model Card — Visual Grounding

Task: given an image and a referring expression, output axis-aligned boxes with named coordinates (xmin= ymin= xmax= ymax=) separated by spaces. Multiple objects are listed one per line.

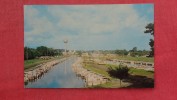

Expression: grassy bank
xmin=88 ymin=80 xmax=124 ymax=88
xmin=24 ymin=56 xmax=63 ymax=71
xmin=83 ymin=64 xmax=110 ymax=78
xmin=116 ymin=56 xmax=154 ymax=62
xmin=129 ymin=68 xmax=154 ymax=78
xmin=106 ymin=64 xmax=154 ymax=78
xmin=83 ymin=62 xmax=154 ymax=88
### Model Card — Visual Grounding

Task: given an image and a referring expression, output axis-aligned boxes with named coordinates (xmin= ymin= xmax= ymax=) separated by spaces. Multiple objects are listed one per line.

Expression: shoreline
xmin=24 ymin=57 xmax=68 ymax=84
xmin=72 ymin=57 xmax=110 ymax=86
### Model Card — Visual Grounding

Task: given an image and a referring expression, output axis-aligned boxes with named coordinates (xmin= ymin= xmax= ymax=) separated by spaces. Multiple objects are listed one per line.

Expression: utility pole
xmin=63 ymin=39 xmax=68 ymax=56
xmin=63 ymin=38 xmax=68 ymax=74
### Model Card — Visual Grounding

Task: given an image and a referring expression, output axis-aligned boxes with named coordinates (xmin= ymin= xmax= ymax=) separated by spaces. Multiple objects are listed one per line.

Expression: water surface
xmin=25 ymin=56 xmax=85 ymax=88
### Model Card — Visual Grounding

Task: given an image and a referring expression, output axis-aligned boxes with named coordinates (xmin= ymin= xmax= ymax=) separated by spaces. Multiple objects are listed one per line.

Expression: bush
xmin=107 ymin=65 xmax=129 ymax=87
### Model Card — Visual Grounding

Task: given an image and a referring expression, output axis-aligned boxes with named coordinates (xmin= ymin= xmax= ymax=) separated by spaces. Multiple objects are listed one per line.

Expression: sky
xmin=24 ymin=4 xmax=154 ymax=51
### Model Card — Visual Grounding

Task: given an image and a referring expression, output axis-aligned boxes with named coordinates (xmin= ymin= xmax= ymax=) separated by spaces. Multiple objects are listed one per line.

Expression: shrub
xmin=107 ymin=64 xmax=129 ymax=87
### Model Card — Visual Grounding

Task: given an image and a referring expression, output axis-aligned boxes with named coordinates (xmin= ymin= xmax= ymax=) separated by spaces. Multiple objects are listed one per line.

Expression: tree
xmin=130 ymin=47 xmax=138 ymax=57
xmin=36 ymin=46 xmax=48 ymax=56
xmin=107 ymin=65 xmax=129 ymax=87
xmin=24 ymin=46 xmax=63 ymax=60
xmin=54 ymin=49 xmax=62 ymax=56
xmin=24 ymin=47 xmax=39 ymax=60
xmin=144 ymin=23 xmax=154 ymax=57
xmin=115 ymin=49 xmax=128 ymax=56
xmin=24 ymin=47 xmax=28 ymax=60
xmin=132 ymin=47 xmax=137 ymax=52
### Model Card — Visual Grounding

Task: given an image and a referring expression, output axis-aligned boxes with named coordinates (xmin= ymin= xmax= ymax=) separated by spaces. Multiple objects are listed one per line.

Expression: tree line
xmin=24 ymin=46 xmax=63 ymax=60
xmin=114 ymin=47 xmax=150 ymax=57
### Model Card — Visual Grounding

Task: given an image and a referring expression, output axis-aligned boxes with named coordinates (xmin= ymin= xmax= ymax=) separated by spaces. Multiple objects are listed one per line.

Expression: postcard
xmin=24 ymin=4 xmax=154 ymax=88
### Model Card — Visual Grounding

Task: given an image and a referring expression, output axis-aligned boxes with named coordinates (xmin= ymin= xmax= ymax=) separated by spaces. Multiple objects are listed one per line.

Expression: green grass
xmin=83 ymin=63 xmax=128 ymax=88
xmin=83 ymin=64 xmax=110 ymax=78
xmin=84 ymin=63 xmax=154 ymax=88
xmin=85 ymin=62 xmax=154 ymax=79
xmin=105 ymin=64 xmax=117 ymax=69
xmin=88 ymin=81 xmax=118 ymax=88
xmin=116 ymin=56 xmax=154 ymax=62
xmin=24 ymin=56 xmax=63 ymax=71
xmin=129 ymin=68 xmax=154 ymax=78
xmin=25 ymin=59 xmax=44 ymax=65
xmin=88 ymin=78 xmax=129 ymax=88
xmin=106 ymin=64 xmax=154 ymax=78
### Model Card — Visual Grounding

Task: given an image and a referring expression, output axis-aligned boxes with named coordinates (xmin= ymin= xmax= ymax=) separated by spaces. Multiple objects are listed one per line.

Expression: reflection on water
xmin=25 ymin=56 xmax=85 ymax=88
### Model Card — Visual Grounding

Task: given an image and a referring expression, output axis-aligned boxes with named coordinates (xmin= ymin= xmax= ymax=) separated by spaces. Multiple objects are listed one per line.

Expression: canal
xmin=25 ymin=56 xmax=85 ymax=88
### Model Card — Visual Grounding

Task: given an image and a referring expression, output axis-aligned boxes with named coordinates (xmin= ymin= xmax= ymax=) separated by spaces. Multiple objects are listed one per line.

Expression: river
xmin=25 ymin=56 xmax=85 ymax=88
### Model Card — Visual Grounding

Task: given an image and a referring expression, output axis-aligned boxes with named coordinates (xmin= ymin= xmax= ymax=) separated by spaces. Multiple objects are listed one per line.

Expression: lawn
xmin=83 ymin=63 xmax=123 ymax=88
xmin=129 ymin=68 xmax=154 ymax=78
xmin=83 ymin=63 xmax=110 ymax=78
xmin=83 ymin=62 xmax=154 ymax=88
xmin=88 ymin=80 xmax=121 ymax=88
xmin=116 ymin=56 xmax=154 ymax=62
xmin=83 ymin=63 xmax=124 ymax=88
xmin=24 ymin=56 xmax=63 ymax=71
xmin=106 ymin=64 xmax=154 ymax=78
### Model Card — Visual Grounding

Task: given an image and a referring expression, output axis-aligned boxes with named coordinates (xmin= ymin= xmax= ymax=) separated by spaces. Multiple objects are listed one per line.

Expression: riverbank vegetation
xmin=106 ymin=64 xmax=154 ymax=78
xmin=24 ymin=56 xmax=64 ymax=71
xmin=24 ymin=46 xmax=64 ymax=71
xmin=107 ymin=65 xmax=129 ymax=87
xmin=24 ymin=46 xmax=63 ymax=60
xmin=83 ymin=62 xmax=154 ymax=88
xmin=116 ymin=56 xmax=154 ymax=62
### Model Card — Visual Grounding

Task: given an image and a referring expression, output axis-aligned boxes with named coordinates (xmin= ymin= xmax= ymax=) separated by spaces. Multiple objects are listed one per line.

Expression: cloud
xmin=48 ymin=5 xmax=144 ymax=35
xmin=24 ymin=4 xmax=153 ymax=50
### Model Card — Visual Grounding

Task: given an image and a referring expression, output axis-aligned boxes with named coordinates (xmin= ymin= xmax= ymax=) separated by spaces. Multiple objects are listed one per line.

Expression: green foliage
xmin=132 ymin=47 xmax=137 ymax=52
xmin=129 ymin=68 xmax=154 ymax=78
xmin=83 ymin=64 xmax=110 ymax=78
xmin=107 ymin=65 xmax=129 ymax=86
xmin=24 ymin=57 xmax=62 ymax=70
xmin=24 ymin=46 xmax=63 ymax=60
xmin=149 ymin=39 xmax=154 ymax=56
xmin=144 ymin=23 xmax=154 ymax=35
xmin=107 ymin=65 xmax=129 ymax=80
xmin=129 ymin=47 xmax=150 ymax=57
xmin=130 ymin=47 xmax=138 ymax=57
xmin=144 ymin=23 xmax=154 ymax=57
xmin=115 ymin=49 xmax=128 ymax=56
xmin=24 ymin=47 xmax=39 ymax=60
xmin=36 ymin=46 xmax=48 ymax=56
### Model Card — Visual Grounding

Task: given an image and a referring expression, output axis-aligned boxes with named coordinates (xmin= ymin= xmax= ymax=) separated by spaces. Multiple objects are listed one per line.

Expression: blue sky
xmin=24 ymin=4 xmax=154 ymax=50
